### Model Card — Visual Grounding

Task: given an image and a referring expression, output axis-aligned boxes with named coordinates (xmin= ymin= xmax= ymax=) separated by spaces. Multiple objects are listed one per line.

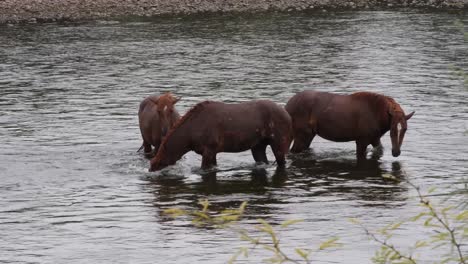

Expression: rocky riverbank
xmin=0 ymin=0 xmax=467 ymax=24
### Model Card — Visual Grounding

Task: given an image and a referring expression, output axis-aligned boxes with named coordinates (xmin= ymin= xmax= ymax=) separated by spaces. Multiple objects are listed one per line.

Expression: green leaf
xmin=430 ymin=232 xmax=449 ymax=242
xmin=199 ymin=199 xmax=210 ymax=212
xmin=163 ymin=208 xmax=187 ymax=217
xmin=265 ymin=256 xmax=282 ymax=263
xmin=295 ymin=248 xmax=309 ymax=260
xmin=410 ymin=212 xmax=427 ymax=222
xmin=441 ymin=206 xmax=454 ymax=215
xmin=238 ymin=201 xmax=248 ymax=213
xmin=228 ymin=248 xmax=243 ymax=264
xmin=241 ymin=247 xmax=249 ymax=257
xmin=319 ymin=237 xmax=340 ymax=250
xmin=239 ymin=231 xmax=259 ymax=244
xmin=382 ymin=173 xmax=399 ymax=181
xmin=455 ymin=210 xmax=468 ymax=221
xmin=389 ymin=251 xmax=401 ymax=260
xmin=414 ymin=240 xmax=428 ymax=248
xmin=431 ymin=241 xmax=447 ymax=249
xmin=463 ymin=227 xmax=468 ymax=237
xmin=348 ymin=218 xmax=361 ymax=224
xmin=424 ymin=217 xmax=434 ymax=227
xmin=441 ymin=256 xmax=456 ymax=264
xmin=427 ymin=186 xmax=437 ymax=193
xmin=257 ymin=219 xmax=274 ymax=235
xmin=262 ymin=245 xmax=277 ymax=253
xmin=280 ymin=219 xmax=303 ymax=228
xmin=393 ymin=259 xmax=416 ymax=264
xmin=389 ymin=221 xmax=403 ymax=230
xmin=214 ymin=215 xmax=239 ymax=223
xmin=221 ymin=209 xmax=241 ymax=215
xmin=193 ymin=211 xmax=210 ymax=220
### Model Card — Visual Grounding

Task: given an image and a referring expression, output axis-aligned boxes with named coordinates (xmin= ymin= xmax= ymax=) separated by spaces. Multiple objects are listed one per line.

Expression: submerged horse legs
xmin=142 ymin=140 xmax=152 ymax=154
xmin=270 ymin=141 xmax=288 ymax=167
xmin=353 ymin=138 xmax=383 ymax=161
xmin=371 ymin=138 xmax=383 ymax=149
xmin=371 ymin=138 xmax=383 ymax=158
xmin=251 ymin=142 xmax=268 ymax=164
xmin=141 ymin=140 xmax=156 ymax=158
xmin=357 ymin=138 xmax=384 ymax=162
xmin=201 ymin=149 xmax=217 ymax=170
xmin=355 ymin=140 xmax=370 ymax=161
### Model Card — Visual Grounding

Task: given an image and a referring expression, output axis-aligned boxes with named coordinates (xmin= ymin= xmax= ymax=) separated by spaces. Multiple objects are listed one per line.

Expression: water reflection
xmin=148 ymin=167 xmax=283 ymax=196
xmin=145 ymin=152 xmax=408 ymax=226
xmin=142 ymin=165 xmax=295 ymax=224
xmin=288 ymin=151 xmax=408 ymax=206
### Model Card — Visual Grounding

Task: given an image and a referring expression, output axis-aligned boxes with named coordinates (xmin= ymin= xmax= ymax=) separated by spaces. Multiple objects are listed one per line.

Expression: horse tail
xmin=137 ymin=144 xmax=144 ymax=152
xmin=139 ymin=96 xmax=159 ymax=113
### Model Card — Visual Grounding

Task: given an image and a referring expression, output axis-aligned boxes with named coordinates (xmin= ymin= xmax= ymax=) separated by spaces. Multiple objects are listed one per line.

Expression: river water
xmin=0 ymin=10 xmax=467 ymax=264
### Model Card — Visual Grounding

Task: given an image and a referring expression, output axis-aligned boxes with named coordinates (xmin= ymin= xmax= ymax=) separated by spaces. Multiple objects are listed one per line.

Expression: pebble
xmin=0 ymin=0 xmax=466 ymax=24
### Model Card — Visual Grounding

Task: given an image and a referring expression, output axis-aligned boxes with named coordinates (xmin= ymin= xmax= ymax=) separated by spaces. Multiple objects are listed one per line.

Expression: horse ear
xmin=405 ymin=111 xmax=415 ymax=120
xmin=173 ymin=97 xmax=181 ymax=104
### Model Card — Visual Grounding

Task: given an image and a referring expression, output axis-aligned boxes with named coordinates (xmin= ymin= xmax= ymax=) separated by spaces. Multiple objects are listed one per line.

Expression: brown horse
xmin=285 ymin=90 xmax=414 ymax=160
xmin=149 ymin=100 xmax=292 ymax=171
xmin=138 ymin=93 xmax=181 ymax=157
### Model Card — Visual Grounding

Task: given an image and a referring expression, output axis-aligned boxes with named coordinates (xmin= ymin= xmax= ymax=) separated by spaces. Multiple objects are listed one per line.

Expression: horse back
xmin=287 ymin=90 xmax=386 ymax=141
xmin=286 ymin=90 xmax=336 ymax=132
xmin=220 ymin=100 xmax=290 ymax=134
xmin=138 ymin=96 xmax=160 ymax=127
xmin=189 ymin=100 xmax=291 ymax=152
xmin=318 ymin=95 xmax=387 ymax=141
xmin=138 ymin=96 xmax=164 ymax=146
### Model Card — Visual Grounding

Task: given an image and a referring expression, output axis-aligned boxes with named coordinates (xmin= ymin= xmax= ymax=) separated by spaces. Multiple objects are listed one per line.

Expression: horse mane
xmin=147 ymin=96 xmax=158 ymax=105
xmin=147 ymin=92 xmax=177 ymax=107
xmin=152 ymin=101 xmax=213 ymax=162
xmin=350 ymin=92 xmax=403 ymax=119
xmin=159 ymin=92 xmax=177 ymax=101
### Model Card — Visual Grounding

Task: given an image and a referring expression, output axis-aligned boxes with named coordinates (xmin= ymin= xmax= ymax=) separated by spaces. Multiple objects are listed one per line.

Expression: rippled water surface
xmin=1 ymin=10 xmax=467 ymax=264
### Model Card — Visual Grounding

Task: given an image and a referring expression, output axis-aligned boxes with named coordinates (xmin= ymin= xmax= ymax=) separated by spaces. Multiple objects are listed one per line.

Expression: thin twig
xmin=358 ymin=221 xmax=417 ymax=264
xmin=407 ymin=180 xmax=466 ymax=264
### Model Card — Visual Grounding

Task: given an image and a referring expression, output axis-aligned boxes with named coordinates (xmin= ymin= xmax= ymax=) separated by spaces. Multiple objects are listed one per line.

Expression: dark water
xmin=1 ymin=10 xmax=467 ymax=264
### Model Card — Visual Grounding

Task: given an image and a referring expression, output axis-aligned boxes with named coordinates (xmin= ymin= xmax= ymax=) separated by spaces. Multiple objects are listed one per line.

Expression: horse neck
xmin=358 ymin=94 xmax=393 ymax=132
xmin=160 ymin=120 xmax=192 ymax=162
xmin=386 ymin=98 xmax=404 ymax=120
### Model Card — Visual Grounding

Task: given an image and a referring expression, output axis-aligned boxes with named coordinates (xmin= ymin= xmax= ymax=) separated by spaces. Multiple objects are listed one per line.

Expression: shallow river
xmin=0 ymin=10 xmax=467 ymax=264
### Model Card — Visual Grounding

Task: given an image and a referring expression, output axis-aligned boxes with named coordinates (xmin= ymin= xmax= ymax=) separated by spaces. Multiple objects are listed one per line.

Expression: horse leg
xmin=142 ymin=141 xmax=152 ymax=153
xmin=151 ymin=142 xmax=161 ymax=156
xmin=141 ymin=140 xmax=153 ymax=158
xmin=290 ymin=131 xmax=315 ymax=153
xmin=371 ymin=138 xmax=383 ymax=149
xmin=356 ymin=140 xmax=369 ymax=161
xmin=201 ymin=150 xmax=217 ymax=170
xmin=371 ymin=138 xmax=383 ymax=158
xmin=270 ymin=141 xmax=288 ymax=168
xmin=251 ymin=142 xmax=268 ymax=164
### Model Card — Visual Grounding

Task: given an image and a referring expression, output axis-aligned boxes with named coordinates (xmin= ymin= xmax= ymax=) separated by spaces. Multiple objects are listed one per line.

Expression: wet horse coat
xmin=149 ymin=100 xmax=292 ymax=171
xmin=285 ymin=90 xmax=414 ymax=160
xmin=138 ymin=93 xmax=180 ymax=157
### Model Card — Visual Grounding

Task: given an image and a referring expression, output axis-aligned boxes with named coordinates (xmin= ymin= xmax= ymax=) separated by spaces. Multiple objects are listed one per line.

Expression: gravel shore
xmin=1 ymin=0 xmax=467 ymax=24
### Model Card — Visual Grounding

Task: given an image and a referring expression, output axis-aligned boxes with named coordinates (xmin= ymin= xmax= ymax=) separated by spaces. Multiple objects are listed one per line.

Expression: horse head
xmin=389 ymin=105 xmax=414 ymax=157
xmin=155 ymin=93 xmax=180 ymax=137
xmin=149 ymin=130 xmax=184 ymax=172
xmin=149 ymin=147 xmax=175 ymax=171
